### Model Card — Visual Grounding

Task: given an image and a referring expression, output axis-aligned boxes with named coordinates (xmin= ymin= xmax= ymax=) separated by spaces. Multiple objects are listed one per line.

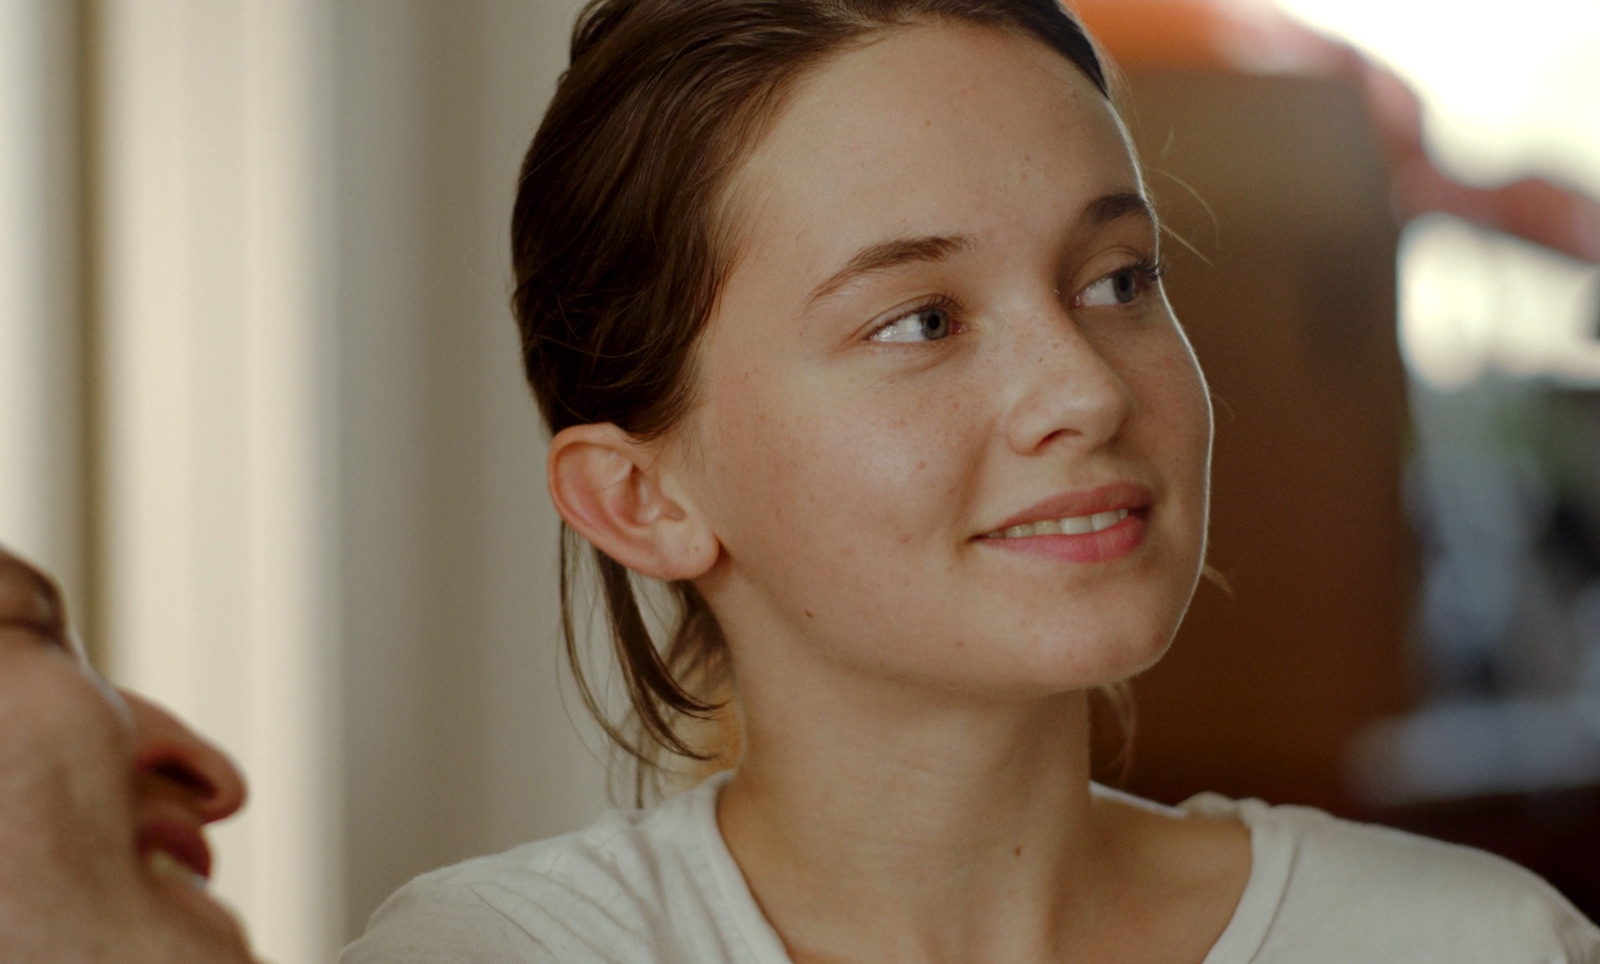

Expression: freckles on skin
xmin=681 ymin=24 xmax=1211 ymax=694
xmin=695 ymin=341 xmax=993 ymax=667
xmin=704 ymin=362 xmax=945 ymax=566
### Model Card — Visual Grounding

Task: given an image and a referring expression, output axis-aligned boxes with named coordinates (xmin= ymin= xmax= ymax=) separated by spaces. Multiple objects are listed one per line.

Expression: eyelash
xmin=1 ymin=617 xmax=66 ymax=651
xmin=866 ymin=256 xmax=1168 ymax=345
xmin=1077 ymin=257 xmax=1168 ymax=308
xmin=868 ymin=293 xmax=966 ymax=344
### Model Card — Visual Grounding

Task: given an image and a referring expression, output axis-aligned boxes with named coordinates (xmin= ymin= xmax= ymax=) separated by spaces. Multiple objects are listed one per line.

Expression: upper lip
xmin=978 ymin=481 xmax=1154 ymax=537
xmin=137 ymin=816 xmax=213 ymax=880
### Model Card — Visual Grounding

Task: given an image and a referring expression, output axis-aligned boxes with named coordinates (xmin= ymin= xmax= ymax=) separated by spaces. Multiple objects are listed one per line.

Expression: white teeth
xmin=146 ymin=849 xmax=207 ymax=889
xmin=988 ymin=508 xmax=1130 ymax=539
xmin=1090 ymin=510 xmax=1125 ymax=532
xmin=1061 ymin=515 xmax=1094 ymax=535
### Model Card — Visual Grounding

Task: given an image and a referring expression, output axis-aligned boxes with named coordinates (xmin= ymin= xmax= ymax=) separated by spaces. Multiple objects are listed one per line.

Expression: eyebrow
xmin=806 ymin=235 xmax=974 ymax=306
xmin=1085 ymin=191 xmax=1157 ymax=229
xmin=803 ymin=191 xmax=1156 ymax=308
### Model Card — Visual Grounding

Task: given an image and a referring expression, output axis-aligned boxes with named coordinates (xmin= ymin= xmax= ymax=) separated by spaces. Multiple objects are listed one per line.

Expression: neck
xmin=719 ymin=669 xmax=1113 ymax=963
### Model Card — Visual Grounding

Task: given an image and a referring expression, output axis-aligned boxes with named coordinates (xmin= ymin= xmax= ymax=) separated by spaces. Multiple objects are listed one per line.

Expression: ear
xmin=546 ymin=423 xmax=719 ymax=581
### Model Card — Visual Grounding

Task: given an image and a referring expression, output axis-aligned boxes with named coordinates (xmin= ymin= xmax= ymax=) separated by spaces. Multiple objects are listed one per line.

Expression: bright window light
xmin=1270 ymin=0 xmax=1600 ymax=388
xmin=1400 ymin=214 xmax=1600 ymax=389
xmin=1274 ymin=0 xmax=1600 ymax=193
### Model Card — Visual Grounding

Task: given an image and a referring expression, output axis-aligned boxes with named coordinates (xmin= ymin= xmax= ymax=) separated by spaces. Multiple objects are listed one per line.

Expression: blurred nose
xmin=1001 ymin=309 xmax=1132 ymax=455
xmin=122 ymin=690 xmax=248 ymax=824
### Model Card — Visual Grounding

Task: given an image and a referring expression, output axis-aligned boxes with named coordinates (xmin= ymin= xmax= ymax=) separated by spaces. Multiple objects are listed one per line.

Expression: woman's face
xmin=673 ymin=23 xmax=1212 ymax=697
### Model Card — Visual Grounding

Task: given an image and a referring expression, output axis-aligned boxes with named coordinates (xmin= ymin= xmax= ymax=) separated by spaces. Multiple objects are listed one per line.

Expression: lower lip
xmin=976 ymin=511 xmax=1147 ymax=563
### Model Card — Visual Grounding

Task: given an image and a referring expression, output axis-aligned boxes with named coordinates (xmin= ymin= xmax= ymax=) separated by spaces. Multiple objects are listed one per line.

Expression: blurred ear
xmin=546 ymin=423 xmax=719 ymax=581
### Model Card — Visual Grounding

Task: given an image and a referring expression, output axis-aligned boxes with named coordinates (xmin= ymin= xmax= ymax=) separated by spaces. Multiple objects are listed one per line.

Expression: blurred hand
xmin=0 ymin=546 xmax=255 ymax=963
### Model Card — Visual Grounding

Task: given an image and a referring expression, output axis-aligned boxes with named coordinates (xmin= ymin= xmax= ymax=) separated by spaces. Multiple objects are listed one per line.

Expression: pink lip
xmin=974 ymin=482 xmax=1153 ymax=564
xmin=137 ymin=818 xmax=213 ymax=880
xmin=979 ymin=481 xmax=1153 ymax=535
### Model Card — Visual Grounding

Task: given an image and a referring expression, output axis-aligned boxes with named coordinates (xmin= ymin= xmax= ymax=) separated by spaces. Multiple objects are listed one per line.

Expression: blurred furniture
xmin=1078 ymin=0 xmax=1600 ymax=922
xmin=1103 ymin=66 xmax=1415 ymax=811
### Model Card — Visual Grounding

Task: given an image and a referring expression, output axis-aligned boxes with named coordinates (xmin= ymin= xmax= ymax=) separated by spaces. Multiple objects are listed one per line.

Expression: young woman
xmin=345 ymin=0 xmax=1600 ymax=960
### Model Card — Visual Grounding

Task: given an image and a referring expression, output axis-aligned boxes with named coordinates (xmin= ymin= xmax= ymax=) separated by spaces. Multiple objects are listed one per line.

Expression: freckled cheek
xmin=698 ymin=378 xmax=826 ymax=536
xmin=712 ymin=391 xmax=969 ymax=548
xmin=1123 ymin=334 xmax=1208 ymax=438
xmin=821 ymin=416 xmax=975 ymax=556
xmin=1130 ymin=349 xmax=1213 ymax=540
xmin=1173 ymin=361 xmax=1214 ymax=473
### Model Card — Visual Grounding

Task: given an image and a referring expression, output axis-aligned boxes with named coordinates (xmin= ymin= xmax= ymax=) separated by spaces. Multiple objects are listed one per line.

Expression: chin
xmin=150 ymin=874 xmax=255 ymax=961
xmin=1005 ymin=600 xmax=1190 ymax=696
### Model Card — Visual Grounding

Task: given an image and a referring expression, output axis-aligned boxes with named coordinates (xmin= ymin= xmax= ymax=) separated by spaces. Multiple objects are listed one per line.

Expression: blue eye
xmin=870 ymin=300 xmax=959 ymax=343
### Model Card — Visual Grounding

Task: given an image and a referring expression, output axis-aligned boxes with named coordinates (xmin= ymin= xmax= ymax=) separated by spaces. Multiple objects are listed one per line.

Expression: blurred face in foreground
xmin=673 ymin=22 xmax=1214 ymax=699
xmin=0 ymin=546 xmax=253 ymax=962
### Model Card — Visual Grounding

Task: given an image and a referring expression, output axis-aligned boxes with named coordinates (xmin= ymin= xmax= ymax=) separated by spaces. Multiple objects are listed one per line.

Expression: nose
xmin=122 ymin=690 xmax=248 ymax=824
xmin=1001 ymin=310 xmax=1133 ymax=455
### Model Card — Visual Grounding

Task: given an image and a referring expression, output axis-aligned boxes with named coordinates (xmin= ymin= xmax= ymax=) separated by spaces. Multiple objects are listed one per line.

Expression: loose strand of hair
xmin=559 ymin=525 xmax=736 ymax=804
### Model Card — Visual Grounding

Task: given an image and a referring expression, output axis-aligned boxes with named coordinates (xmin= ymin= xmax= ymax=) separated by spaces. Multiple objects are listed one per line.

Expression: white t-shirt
xmin=342 ymin=772 xmax=1600 ymax=962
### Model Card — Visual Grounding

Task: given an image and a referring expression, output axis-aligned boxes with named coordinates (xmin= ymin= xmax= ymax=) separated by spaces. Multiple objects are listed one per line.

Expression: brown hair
xmin=512 ymin=0 xmax=1111 ymax=799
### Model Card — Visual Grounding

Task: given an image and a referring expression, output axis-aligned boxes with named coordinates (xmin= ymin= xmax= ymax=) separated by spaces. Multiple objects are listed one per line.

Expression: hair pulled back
xmin=512 ymin=0 xmax=1110 ymax=795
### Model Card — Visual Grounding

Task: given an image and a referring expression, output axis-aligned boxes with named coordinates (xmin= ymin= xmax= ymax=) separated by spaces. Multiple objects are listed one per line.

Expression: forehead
xmin=723 ymin=22 xmax=1137 ymax=277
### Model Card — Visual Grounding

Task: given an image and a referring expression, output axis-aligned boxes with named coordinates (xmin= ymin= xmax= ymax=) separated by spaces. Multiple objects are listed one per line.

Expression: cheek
xmin=1134 ymin=339 xmax=1214 ymax=590
xmin=1179 ymin=358 xmax=1214 ymax=490
xmin=1129 ymin=332 xmax=1212 ymax=474
xmin=697 ymin=365 xmax=978 ymax=571
xmin=0 ymin=642 xmax=138 ymax=855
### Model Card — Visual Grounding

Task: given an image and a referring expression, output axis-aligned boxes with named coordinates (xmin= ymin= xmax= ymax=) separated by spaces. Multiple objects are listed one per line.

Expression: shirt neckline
xmin=691 ymin=770 xmax=797 ymax=963
xmin=1186 ymin=794 xmax=1293 ymax=963
xmin=686 ymin=772 xmax=1289 ymax=964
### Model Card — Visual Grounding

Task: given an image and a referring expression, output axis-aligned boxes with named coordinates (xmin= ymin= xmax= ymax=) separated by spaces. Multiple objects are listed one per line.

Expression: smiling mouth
xmin=983 ymin=508 xmax=1130 ymax=539
xmin=146 ymin=848 xmax=209 ymax=889
xmin=138 ymin=820 xmax=213 ymax=884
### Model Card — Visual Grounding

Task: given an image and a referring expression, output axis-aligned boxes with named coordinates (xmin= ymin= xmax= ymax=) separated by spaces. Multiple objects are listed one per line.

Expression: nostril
xmin=123 ymin=690 xmax=248 ymax=820
xmin=148 ymin=754 xmax=220 ymax=801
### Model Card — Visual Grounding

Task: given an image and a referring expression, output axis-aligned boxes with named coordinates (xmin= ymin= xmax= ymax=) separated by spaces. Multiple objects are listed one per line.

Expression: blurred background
xmin=0 ymin=0 xmax=1595 ymax=959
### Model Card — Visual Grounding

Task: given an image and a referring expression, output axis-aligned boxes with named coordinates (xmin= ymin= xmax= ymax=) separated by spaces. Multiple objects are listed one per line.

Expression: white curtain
xmin=0 ymin=0 xmax=85 ymax=606
xmin=5 ymin=3 xmax=607 ymax=959
xmin=96 ymin=2 xmax=341 ymax=960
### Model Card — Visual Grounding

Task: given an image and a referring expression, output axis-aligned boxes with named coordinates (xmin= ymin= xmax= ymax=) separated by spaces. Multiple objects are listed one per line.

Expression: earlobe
xmin=547 ymin=423 xmax=719 ymax=581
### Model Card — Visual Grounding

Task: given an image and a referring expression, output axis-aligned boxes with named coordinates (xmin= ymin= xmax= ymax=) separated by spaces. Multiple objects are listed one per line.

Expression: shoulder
xmin=341 ymin=778 xmax=742 ymax=964
xmin=1185 ymin=793 xmax=1600 ymax=963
